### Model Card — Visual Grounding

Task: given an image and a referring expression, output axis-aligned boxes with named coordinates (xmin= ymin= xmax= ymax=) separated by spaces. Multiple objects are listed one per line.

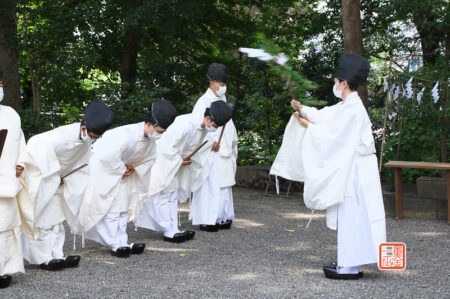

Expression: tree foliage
xmin=0 ymin=0 xmax=446 ymax=181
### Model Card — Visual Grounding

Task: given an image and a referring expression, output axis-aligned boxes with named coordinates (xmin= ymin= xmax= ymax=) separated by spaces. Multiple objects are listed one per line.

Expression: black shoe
xmin=0 ymin=275 xmax=12 ymax=289
xmin=164 ymin=233 xmax=187 ymax=243
xmin=199 ymin=224 xmax=219 ymax=232
xmin=323 ymin=264 xmax=362 ymax=280
xmin=131 ymin=243 xmax=145 ymax=254
xmin=64 ymin=255 xmax=81 ymax=268
xmin=326 ymin=261 xmax=363 ymax=277
xmin=40 ymin=259 xmax=66 ymax=271
xmin=218 ymin=220 xmax=232 ymax=230
xmin=183 ymin=231 xmax=196 ymax=241
xmin=110 ymin=247 xmax=130 ymax=258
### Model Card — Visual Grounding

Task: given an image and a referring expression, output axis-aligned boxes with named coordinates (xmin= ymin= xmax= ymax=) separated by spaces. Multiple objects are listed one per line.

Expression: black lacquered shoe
xmin=0 ymin=275 xmax=12 ymax=289
xmin=183 ymin=231 xmax=196 ymax=241
xmin=326 ymin=261 xmax=363 ymax=278
xmin=218 ymin=220 xmax=232 ymax=230
xmin=111 ymin=247 xmax=131 ymax=258
xmin=199 ymin=224 xmax=219 ymax=232
xmin=164 ymin=233 xmax=187 ymax=243
xmin=64 ymin=255 xmax=81 ymax=268
xmin=323 ymin=264 xmax=361 ymax=280
xmin=131 ymin=243 xmax=145 ymax=254
xmin=40 ymin=259 xmax=66 ymax=271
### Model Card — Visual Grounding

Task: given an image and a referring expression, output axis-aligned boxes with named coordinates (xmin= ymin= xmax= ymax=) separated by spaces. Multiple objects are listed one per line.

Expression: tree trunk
xmin=413 ymin=12 xmax=441 ymax=66
xmin=441 ymin=32 xmax=449 ymax=163
xmin=341 ymin=0 xmax=368 ymax=110
xmin=0 ymin=0 xmax=21 ymax=110
xmin=120 ymin=0 xmax=143 ymax=99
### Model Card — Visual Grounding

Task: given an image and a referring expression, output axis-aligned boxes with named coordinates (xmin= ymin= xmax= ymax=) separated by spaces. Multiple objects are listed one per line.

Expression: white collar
xmin=342 ymin=91 xmax=360 ymax=106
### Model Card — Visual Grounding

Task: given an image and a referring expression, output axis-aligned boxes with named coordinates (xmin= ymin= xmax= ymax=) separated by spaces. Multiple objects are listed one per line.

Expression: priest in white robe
xmin=137 ymin=100 xmax=233 ymax=242
xmin=274 ymin=53 xmax=386 ymax=279
xmin=0 ymin=66 xmax=40 ymax=289
xmin=21 ymin=100 xmax=113 ymax=271
xmin=189 ymin=63 xmax=239 ymax=232
xmin=79 ymin=99 xmax=177 ymax=257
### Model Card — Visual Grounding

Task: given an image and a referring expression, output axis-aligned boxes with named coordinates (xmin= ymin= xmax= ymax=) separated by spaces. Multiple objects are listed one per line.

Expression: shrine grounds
xmin=3 ymin=187 xmax=449 ymax=298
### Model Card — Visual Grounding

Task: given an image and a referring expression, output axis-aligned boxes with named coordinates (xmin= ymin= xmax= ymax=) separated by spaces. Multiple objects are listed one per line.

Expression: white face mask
xmin=149 ymin=131 xmax=162 ymax=141
xmin=215 ymin=83 xmax=227 ymax=97
xmin=81 ymin=134 xmax=96 ymax=144
xmin=333 ymin=83 xmax=343 ymax=99
xmin=80 ymin=127 xmax=96 ymax=144
xmin=0 ymin=87 xmax=4 ymax=103
xmin=205 ymin=121 xmax=218 ymax=132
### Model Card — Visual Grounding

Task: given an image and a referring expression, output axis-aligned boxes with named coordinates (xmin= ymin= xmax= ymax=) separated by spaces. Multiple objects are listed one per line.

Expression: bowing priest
xmin=137 ymin=100 xmax=233 ymax=243
xmin=289 ymin=53 xmax=386 ymax=279
xmin=0 ymin=64 xmax=40 ymax=288
xmin=79 ymin=99 xmax=177 ymax=257
xmin=189 ymin=63 xmax=238 ymax=232
xmin=21 ymin=100 xmax=113 ymax=271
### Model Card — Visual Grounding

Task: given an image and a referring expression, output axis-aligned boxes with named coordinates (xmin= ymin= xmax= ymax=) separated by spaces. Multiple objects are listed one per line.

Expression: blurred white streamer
xmin=431 ymin=82 xmax=439 ymax=103
xmin=239 ymin=47 xmax=288 ymax=65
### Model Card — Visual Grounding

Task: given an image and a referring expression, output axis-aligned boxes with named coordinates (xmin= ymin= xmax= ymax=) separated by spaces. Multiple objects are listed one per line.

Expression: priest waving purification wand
xmin=275 ymin=53 xmax=386 ymax=280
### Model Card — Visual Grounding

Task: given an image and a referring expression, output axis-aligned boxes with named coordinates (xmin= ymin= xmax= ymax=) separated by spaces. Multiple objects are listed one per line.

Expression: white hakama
xmin=217 ymin=187 xmax=235 ymax=223
xmin=0 ymin=228 xmax=24 ymax=276
xmin=85 ymin=212 xmax=129 ymax=251
xmin=22 ymin=223 xmax=65 ymax=264
xmin=337 ymin=167 xmax=377 ymax=269
xmin=137 ymin=191 xmax=180 ymax=238
xmin=190 ymin=153 xmax=221 ymax=225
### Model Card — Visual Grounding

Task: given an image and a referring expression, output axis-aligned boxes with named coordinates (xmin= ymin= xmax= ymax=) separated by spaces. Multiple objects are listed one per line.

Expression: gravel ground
xmin=3 ymin=186 xmax=449 ymax=298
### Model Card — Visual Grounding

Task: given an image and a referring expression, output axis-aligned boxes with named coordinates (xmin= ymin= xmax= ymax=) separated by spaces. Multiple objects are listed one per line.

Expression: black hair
xmin=145 ymin=111 xmax=157 ymax=126
xmin=338 ymin=78 xmax=358 ymax=91
xmin=204 ymin=108 xmax=211 ymax=117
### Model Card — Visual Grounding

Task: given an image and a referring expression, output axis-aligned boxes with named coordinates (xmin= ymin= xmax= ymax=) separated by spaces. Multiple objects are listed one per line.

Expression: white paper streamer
xmin=432 ymin=82 xmax=439 ymax=103
xmin=390 ymin=83 xmax=396 ymax=94
xmin=393 ymin=85 xmax=400 ymax=100
xmin=305 ymin=209 xmax=315 ymax=228
xmin=239 ymin=47 xmax=288 ymax=65
xmin=383 ymin=82 xmax=389 ymax=93
xmin=406 ymin=77 xmax=413 ymax=99
xmin=417 ymin=87 xmax=425 ymax=104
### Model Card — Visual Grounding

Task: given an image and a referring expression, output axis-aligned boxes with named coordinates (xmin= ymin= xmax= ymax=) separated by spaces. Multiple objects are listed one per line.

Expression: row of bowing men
xmin=0 ymin=63 xmax=237 ymax=288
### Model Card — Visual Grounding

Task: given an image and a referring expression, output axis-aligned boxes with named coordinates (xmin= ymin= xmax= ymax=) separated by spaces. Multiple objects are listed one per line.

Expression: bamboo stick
xmin=132 ymin=158 xmax=155 ymax=168
xmin=185 ymin=140 xmax=209 ymax=160
xmin=61 ymin=163 xmax=88 ymax=180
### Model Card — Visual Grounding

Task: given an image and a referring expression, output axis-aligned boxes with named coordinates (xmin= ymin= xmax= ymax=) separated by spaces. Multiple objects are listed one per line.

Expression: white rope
xmin=81 ymin=231 xmax=86 ymax=249
xmin=178 ymin=202 xmax=181 ymax=228
xmin=275 ymin=175 xmax=280 ymax=195
xmin=305 ymin=209 xmax=315 ymax=228
xmin=73 ymin=234 xmax=76 ymax=250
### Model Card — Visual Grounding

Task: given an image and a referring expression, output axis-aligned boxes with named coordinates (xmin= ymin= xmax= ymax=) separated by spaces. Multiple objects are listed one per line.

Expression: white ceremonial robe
xmin=0 ymin=104 xmax=40 ymax=275
xmin=270 ymin=92 xmax=386 ymax=268
xmin=22 ymin=123 xmax=91 ymax=264
xmin=189 ymin=88 xmax=238 ymax=225
xmin=79 ymin=122 xmax=155 ymax=250
xmin=137 ymin=114 xmax=208 ymax=235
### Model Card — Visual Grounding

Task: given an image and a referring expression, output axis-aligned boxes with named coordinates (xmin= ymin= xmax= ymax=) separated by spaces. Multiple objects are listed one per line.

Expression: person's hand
xmin=16 ymin=165 xmax=24 ymax=178
xmin=290 ymin=99 xmax=303 ymax=112
xmin=294 ymin=113 xmax=309 ymax=128
xmin=211 ymin=141 xmax=220 ymax=152
xmin=123 ymin=165 xmax=135 ymax=177
xmin=182 ymin=158 xmax=192 ymax=166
